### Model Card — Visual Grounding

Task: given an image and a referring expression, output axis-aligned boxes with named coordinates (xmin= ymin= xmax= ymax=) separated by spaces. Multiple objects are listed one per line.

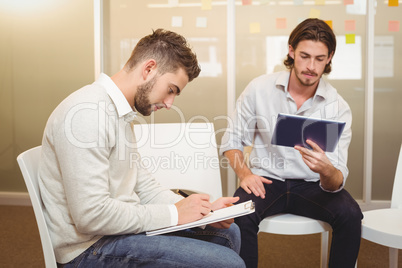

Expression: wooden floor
xmin=0 ymin=205 xmax=400 ymax=267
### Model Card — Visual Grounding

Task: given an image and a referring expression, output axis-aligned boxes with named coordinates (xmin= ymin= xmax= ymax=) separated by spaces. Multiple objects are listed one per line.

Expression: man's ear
xmin=142 ymin=59 xmax=157 ymax=80
xmin=327 ymin=51 xmax=334 ymax=64
xmin=288 ymin=45 xmax=295 ymax=59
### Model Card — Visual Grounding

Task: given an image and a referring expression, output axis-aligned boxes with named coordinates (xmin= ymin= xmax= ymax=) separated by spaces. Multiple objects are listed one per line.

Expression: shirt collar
xmin=276 ymin=70 xmax=327 ymax=100
xmin=95 ymin=73 xmax=137 ymax=119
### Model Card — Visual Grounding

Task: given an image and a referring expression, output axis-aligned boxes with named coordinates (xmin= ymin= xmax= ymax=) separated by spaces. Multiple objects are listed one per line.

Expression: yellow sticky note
xmin=309 ymin=9 xmax=321 ymax=18
xmin=242 ymin=0 xmax=253 ymax=5
xmin=249 ymin=22 xmax=261 ymax=34
xmin=389 ymin=20 xmax=400 ymax=32
xmin=201 ymin=0 xmax=212 ymax=10
xmin=388 ymin=0 xmax=399 ymax=6
xmin=345 ymin=34 xmax=355 ymax=44
xmin=345 ymin=20 xmax=356 ymax=31
xmin=343 ymin=0 xmax=354 ymax=5
xmin=315 ymin=0 xmax=325 ymax=5
xmin=324 ymin=20 xmax=333 ymax=30
xmin=276 ymin=18 xmax=287 ymax=29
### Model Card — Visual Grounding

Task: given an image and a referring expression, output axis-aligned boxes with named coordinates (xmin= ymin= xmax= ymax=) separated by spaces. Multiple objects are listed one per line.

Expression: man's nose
xmin=308 ymin=59 xmax=316 ymax=71
xmin=164 ymin=95 xmax=176 ymax=110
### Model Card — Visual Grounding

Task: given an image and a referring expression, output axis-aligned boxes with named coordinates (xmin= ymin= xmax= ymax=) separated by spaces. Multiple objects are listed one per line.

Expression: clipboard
xmin=146 ymin=200 xmax=255 ymax=236
xmin=271 ymin=113 xmax=346 ymax=152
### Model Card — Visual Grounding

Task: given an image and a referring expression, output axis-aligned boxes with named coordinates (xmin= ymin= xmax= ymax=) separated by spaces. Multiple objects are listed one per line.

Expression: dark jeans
xmin=234 ymin=178 xmax=363 ymax=268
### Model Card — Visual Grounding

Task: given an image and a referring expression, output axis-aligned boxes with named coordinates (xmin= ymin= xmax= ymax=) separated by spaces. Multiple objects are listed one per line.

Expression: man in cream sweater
xmin=39 ymin=29 xmax=245 ymax=267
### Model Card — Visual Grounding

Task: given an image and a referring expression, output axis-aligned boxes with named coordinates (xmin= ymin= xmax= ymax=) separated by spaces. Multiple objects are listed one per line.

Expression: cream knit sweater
xmin=38 ymin=74 xmax=182 ymax=264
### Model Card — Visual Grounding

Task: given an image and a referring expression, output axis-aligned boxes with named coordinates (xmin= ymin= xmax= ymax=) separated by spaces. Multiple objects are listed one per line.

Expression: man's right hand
xmin=239 ymin=174 xmax=272 ymax=199
xmin=174 ymin=194 xmax=212 ymax=225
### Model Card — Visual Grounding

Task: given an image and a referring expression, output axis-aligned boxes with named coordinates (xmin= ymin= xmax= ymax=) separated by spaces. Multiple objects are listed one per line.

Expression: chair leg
xmin=320 ymin=231 xmax=329 ymax=268
xmin=389 ymin=247 xmax=398 ymax=268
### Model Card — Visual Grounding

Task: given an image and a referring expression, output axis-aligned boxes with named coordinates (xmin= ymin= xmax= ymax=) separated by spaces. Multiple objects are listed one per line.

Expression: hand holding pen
xmin=175 ymin=190 xmax=240 ymax=229
xmin=174 ymin=193 xmax=213 ymax=225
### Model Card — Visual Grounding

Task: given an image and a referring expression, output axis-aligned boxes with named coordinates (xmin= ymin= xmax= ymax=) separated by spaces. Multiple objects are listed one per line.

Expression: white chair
xmin=17 ymin=146 xmax=57 ymax=268
xmin=361 ymin=143 xmax=402 ymax=268
xmin=242 ymin=147 xmax=332 ymax=267
xmin=133 ymin=122 xmax=223 ymax=201
xmin=259 ymin=214 xmax=331 ymax=267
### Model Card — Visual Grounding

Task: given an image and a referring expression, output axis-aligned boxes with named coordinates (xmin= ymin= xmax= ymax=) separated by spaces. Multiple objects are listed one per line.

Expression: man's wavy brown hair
xmin=284 ymin=18 xmax=336 ymax=75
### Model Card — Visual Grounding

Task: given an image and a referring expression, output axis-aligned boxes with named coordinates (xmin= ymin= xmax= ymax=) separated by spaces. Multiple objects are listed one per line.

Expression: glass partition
xmin=103 ymin=0 xmax=230 ymax=193
xmin=372 ymin=0 xmax=402 ymax=200
xmin=235 ymin=0 xmax=367 ymax=199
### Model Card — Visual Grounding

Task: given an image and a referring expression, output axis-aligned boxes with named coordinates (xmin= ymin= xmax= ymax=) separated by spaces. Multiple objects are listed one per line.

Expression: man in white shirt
xmin=39 ymin=29 xmax=245 ymax=267
xmin=220 ymin=19 xmax=362 ymax=267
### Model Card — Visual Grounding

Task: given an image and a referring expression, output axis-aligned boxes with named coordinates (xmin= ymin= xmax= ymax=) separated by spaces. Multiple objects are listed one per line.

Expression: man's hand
xmin=209 ymin=196 xmax=240 ymax=229
xmin=223 ymin=149 xmax=272 ymax=198
xmin=239 ymin=174 xmax=272 ymax=199
xmin=295 ymin=139 xmax=343 ymax=191
xmin=294 ymin=139 xmax=333 ymax=176
xmin=175 ymin=194 xmax=212 ymax=225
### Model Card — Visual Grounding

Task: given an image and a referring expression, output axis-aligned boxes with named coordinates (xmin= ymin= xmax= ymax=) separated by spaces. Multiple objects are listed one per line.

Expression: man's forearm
xmin=223 ymin=149 xmax=252 ymax=180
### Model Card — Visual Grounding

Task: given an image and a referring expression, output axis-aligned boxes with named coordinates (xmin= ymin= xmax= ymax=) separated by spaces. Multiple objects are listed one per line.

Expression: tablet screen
xmin=271 ymin=113 xmax=346 ymax=152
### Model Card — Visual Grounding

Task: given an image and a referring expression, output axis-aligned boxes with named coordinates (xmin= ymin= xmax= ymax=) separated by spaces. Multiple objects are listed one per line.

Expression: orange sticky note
xmin=201 ymin=0 xmax=212 ymax=10
xmin=242 ymin=0 xmax=253 ymax=5
xmin=345 ymin=20 xmax=356 ymax=31
xmin=388 ymin=0 xmax=399 ymax=6
xmin=345 ymin=34 xmax=355 ymax=44
xmin=309 ymin=9 xmax=321 ymax=18
xmin=389 ymin=20 xmax=400 ymax=32
xmin=324 ymin=20 xmax=333 ymax=29
xmin=249 ymin=22 xmax=261 ymax=34
xmin=344 ymin=0 xmax=354 ymax=4
xmin=276 ymin=18 xmax=287 ymax=29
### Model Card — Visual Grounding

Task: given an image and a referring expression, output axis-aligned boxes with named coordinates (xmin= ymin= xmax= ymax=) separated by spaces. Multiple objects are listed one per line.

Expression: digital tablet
xmin=271 ymin=113 xmax=346 ymax=152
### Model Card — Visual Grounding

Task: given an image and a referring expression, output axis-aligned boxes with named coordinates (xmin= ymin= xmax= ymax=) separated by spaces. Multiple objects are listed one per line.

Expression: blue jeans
xmin=234 ymin=178 xmax=363 ymax=268
xmin=62 ymin=224 xmax=245 ymax=267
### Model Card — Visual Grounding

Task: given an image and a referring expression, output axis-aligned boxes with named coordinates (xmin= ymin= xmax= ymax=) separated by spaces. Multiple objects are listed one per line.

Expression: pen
xmin=176 ymin=189 xmax=214 ymax=213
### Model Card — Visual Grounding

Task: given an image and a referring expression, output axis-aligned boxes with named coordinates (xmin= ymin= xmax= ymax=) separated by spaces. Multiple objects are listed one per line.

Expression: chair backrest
xmin=133 ymin=122 xmax=223 ymax=201
xmin=391 ymin=143 xmax=402 ymax=209
xmin=17 ymin=146 xmax=57 ymax=268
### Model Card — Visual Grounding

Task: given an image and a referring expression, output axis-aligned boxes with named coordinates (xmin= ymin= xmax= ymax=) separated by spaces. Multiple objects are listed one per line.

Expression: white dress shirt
xmin=220 ymin=71 xmax=352 ymax=192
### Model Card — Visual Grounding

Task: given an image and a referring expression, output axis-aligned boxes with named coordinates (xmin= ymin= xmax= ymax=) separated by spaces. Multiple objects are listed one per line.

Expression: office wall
xmin=102 ymin=0 xmax=401 ymax=199
xmin=0 ymin=0 xmax=401 ymax=201
xmin=0 ymin=0 xmax=94 ymax=191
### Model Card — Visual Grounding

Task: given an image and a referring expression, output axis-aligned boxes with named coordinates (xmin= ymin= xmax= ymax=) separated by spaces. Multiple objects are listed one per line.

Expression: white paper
xmin=146 ymin=200 xmax=255 ymax=236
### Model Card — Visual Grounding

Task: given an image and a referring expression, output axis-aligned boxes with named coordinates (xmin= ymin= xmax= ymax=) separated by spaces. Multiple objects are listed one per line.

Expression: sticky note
xmin=294 ymin=0 xmax=304 ymax=5
xmin=345 ymin=20 xmax=356 ymax=31
xmin=309 ymin=9 xmax=321 ymax=18
xmin=171 ymin=16 xmax=183 ymax=27
xmin=345 ymin=34 xmax=355 ymax=44
xmin=260 ymin=0 xmax=271 ymax=4
xmin=242 ymin=0 xmax=253 ymax=5
xmin=388 ymin=0 xmax=399 ymax=6
xmin=202 ymin=0 xmax=212 ymax=10
xmin=250 ymin=22 xmax=261 ymax=34
xmin=315 ymin=0 xmax=325 ymax=5
xmin=343 ymin=0 xmax=354 ymax=5
xmin=389 ymin=20 xmax=400 ymax=32
xmin=325 ymin=20 xmax=333 ymax=29
xmin=276 ymin=18 xmax=287 ymax=29
xmin=196 ymin=17 xmax=207 ymax=28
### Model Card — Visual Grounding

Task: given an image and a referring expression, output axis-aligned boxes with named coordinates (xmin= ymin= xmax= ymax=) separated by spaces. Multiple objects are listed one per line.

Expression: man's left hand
xmin=208 ymin=196 xmax=240 ymax=229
